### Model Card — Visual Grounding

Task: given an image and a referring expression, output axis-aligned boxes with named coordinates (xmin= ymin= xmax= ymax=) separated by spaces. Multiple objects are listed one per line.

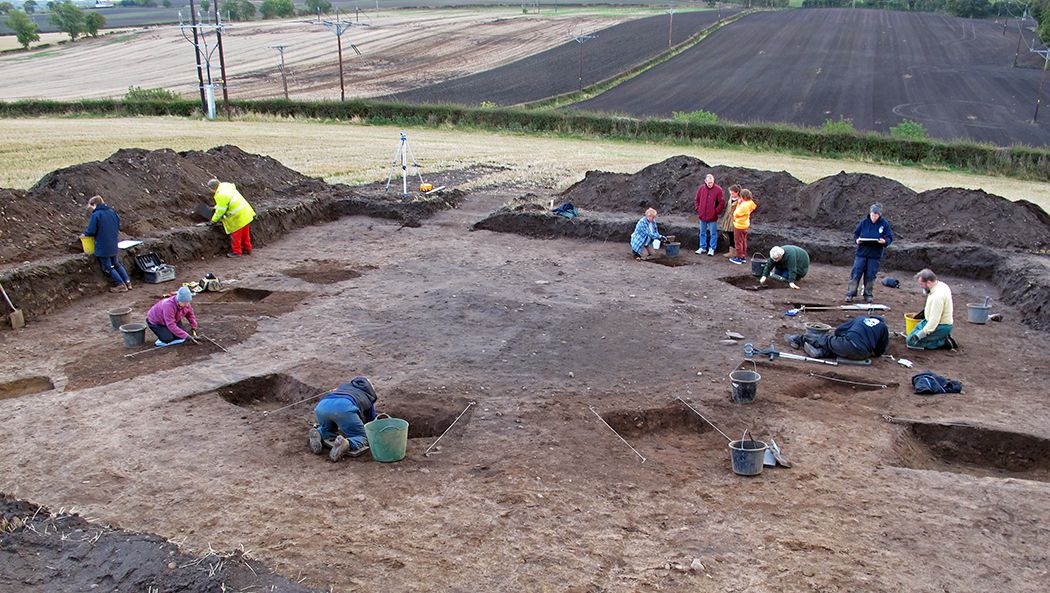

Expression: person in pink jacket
xmin=145 ymin=286 xmax=198 ymax=347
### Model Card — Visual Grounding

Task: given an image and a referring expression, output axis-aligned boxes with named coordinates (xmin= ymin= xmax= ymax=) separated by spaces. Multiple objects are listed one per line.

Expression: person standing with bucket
xmin=82 ymin=195 xmax=132 ymax=293
xmin=204 ymin=178 xmax=256 ymax=258
xmin=309 ymin=377 xmax=378 ymax=462
xmin=846 ymin=203 xmax=893 ymax=303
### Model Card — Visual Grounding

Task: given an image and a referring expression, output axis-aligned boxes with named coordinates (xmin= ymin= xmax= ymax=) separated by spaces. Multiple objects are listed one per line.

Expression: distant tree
xmin=0 ymin=2 xmax=15 ymax=14
xmin=222 ymin=0 xmax=254 ymax=20
xmin=238 ymin=0 xmax=255 ymax=18
xmin=50 ymin=1 xmax=85 ymax=41
xmin=5 ymin=8 xmax=40 ymax=48
xmin=260 ymin=0 xmax=293 ymax=19
xmin=162 ymin=0 xmax=171 ymax=7
xmin=200 ymin=0 xmax=209 ymax=12
xmin=304 ymin=0 xmax=331 ymax=14
xmin=84 ymin=10 xmax=103 ymax=36
xmin=23 ymin=0 xmax=36 ymax=12
xmin=45 ymin=0 xmax=54 ymax=10
xmin=124 ymin=85 xmax=179 ymax=101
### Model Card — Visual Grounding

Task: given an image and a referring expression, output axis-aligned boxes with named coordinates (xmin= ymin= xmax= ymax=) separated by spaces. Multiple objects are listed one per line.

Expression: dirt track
xmin=576 ymin=8 xmax=1050 ymax=147
xmin=2 ymin=148 xmax=1050 ymax=591
xmin=384 ymin=8 xmax=736 ymax=106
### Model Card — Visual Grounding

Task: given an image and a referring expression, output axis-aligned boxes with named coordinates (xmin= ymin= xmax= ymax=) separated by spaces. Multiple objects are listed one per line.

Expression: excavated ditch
xmin=0 ymin=376 xmax=55 ymax=400
xmin=891 ymin=419 xmax=1050 ymax=483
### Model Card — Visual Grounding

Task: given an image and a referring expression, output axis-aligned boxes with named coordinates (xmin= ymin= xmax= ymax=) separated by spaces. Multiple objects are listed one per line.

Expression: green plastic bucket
xmin=364 ymin=413 xmax=409 ymax=463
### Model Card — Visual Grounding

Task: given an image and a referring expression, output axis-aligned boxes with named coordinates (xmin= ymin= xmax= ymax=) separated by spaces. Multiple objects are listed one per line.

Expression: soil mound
xmin=0 ymin=145 xmax=335 ymax=265
xmin=559 ymin=156 xmax=1050 ymax=250
xmin=0 ymin=493 xmax=320 ymax=592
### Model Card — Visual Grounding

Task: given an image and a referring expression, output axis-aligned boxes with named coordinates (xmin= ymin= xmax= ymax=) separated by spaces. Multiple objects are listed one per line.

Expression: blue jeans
xmin=907 ymin=320 xmax=954 ymax=349
xmin=98 ymin=255 xmax=130 ymax=286
xmin=698 ymin=220 xmax=718 ymax=251
xmin=314 ymin=397 xmax=368 ymax=448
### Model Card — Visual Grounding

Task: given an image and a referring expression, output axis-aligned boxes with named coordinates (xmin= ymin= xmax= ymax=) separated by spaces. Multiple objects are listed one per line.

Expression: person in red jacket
xmin=694 ymin=173 xmax=725 ymax=256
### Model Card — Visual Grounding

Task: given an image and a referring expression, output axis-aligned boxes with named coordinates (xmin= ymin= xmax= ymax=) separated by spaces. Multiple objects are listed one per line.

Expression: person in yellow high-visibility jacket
xmin=207 ymin=178 xmax=256 ymax=257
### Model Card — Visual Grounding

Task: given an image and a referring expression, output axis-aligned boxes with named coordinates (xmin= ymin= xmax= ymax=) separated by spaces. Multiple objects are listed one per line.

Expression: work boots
xmin=845 ymin=278 xmax=860 ymax=303
xmin=308 ymin=428 xmax=323 ymax=455
xmin=785 ymin=334 xmax=803 ymax=350
xmin=329 ymin=436 xmax=350 ymax=462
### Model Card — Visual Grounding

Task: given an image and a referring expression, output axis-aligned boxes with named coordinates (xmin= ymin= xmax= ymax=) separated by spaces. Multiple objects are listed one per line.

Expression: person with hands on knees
xmin=630 ymin=208 xmax=666 ymax=261
xmin=760 ymin=245 xmax=809 ymax=290
xmin=145 ymin=286 xmax=198 ymax=347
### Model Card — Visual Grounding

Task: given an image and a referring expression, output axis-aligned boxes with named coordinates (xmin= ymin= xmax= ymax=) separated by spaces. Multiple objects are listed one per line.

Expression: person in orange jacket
xmin=729 ymin=189 xmax=757 ymax=264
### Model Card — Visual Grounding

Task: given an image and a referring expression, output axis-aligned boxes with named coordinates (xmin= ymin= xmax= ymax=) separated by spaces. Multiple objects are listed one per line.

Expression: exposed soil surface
xmin=0 ymin=494 xmax=321 ymax=593
xmin=384 ymin=8 xmax=737 ymax=106
xmin=576 ymin=8 xmax=1050 ymax=147
xmin=559 ymin=154 xmax=1050 ymax=250
xmin=2 ymin=154 xmax=1050 ymax=593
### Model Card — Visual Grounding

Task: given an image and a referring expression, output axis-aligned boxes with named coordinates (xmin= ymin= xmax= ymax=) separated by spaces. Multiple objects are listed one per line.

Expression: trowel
xmin=0 ymin=282 xmax=24 ymax=329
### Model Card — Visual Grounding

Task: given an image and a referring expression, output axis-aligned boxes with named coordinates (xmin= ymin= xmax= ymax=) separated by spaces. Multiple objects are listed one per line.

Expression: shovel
xmin=0 ymin=282 xmax=25 ymax=329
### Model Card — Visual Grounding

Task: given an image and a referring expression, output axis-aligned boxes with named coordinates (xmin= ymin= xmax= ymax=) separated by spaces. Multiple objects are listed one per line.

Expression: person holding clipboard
xmin=845 ymin=203 xmax=894 ymax=303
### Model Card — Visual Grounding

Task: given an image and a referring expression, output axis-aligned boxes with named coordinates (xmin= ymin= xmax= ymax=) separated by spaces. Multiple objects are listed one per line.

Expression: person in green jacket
xmin=760 ymin=245 xmax=809 ymax=290
xmin=205 ymin=178 xmax=256 ymax=258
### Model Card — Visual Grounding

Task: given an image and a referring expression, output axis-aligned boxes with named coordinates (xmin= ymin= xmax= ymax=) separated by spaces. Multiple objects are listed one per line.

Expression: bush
xmin=890 ymin=119 xmax=928 ymax=140
xmin=821 ymin=116 xmax=855 ymax=134
xmin=672 ymin=109 xmax=719 ymax=124
xmin=124 ymin=86 xmax=179 ymax=102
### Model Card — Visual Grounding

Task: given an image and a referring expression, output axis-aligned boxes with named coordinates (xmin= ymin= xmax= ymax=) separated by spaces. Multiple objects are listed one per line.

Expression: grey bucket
xmin=107 ymin=306 xmax=132 ymax=330
xmin=750 ymin=254 xmax=766 ymax=277
xmin=729 ymin=363 xmax=761 ymax=404
xmin=729 ymin=430 xmax=768 ymax=476
xmin=966 ymin=303 xmax=991 ymax=324
xmin=119 ymin=322 xmax=147 ymax=348
xmin=803 ymin=322 xmax=832 ymax=340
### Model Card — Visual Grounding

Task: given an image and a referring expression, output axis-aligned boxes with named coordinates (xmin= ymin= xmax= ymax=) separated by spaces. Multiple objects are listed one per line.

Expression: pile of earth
xmin=0 ymin=493 xmax=320 ymax=593
xmin=559 ymin=155 xmax=1050 ymax=250
xmin=0 ymin=145 xmax=351 ymax=266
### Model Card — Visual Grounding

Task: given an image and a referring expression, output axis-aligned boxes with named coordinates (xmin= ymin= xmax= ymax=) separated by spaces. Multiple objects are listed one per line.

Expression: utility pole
xmin=270 ymin=45 xmax=290 ymax=100
xmin=571 ymin=33 xmax=596 ymax=92
xmin=1013 ymin=10 xmax=1027 ymax=68
xmin=1035 ymin=51 xmax=1050 ymax=122
xmin=213 ymin=1 xmax=230 ymax=118
xmin=668 ymin=7 xmax=674 ymax=49
xmin=187 ymin=0 xmax=206 ymax=112
xmin=321 ymin=12 xmax=361 ymax=102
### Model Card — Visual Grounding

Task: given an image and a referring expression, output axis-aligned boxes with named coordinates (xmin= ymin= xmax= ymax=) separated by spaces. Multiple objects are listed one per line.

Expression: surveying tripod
xmin=385 ymin=131 xmax=426 ymax=199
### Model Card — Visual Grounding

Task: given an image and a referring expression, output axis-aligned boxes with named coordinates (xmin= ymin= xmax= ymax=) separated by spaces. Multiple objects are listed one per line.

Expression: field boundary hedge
xmin=2 ymin=98 xmax=1049 ymax=181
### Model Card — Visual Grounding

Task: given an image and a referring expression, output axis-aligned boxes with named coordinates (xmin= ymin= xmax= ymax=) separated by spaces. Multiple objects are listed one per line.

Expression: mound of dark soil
xmin=0 ymin=493 xmax=320 ymax=593
xmin=0 ymin=145 xmax=338 ymax=265
xmin=559 ymin=156 xmax=1050 ymax=250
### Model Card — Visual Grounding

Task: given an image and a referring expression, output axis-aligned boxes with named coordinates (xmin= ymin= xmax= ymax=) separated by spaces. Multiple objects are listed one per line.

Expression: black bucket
xmin=803 ymin=322 xmax=833 ymax=340
xmin=750 ymin=254 xmax=766 ymax=277
xmin=729 ymin=430 xmax=768 ymax=476
xmin=729 ymin=362 xmax=761 ymax=404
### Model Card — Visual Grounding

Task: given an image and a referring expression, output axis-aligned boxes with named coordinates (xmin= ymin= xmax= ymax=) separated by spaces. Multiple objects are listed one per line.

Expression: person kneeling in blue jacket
xmin=786 ymin=316 xmax=889 ymax=361
xmin=309 ymin=377 xmax=378 ymax=461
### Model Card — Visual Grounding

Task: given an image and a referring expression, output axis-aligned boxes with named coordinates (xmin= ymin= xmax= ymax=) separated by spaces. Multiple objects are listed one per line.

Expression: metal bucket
xmin=729 ymin=430 xmax=768 ymax=476
xmin=966 ymin=303 xmax=991 ymax=324
xmin=803 ymin=322 xmax=832 ymax=340
xmin=107 ymin=307 xmax=132 ymax=330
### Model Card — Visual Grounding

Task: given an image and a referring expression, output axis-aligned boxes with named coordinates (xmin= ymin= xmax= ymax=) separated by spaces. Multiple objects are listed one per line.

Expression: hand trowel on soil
xmin=762 ymin=439 xmax=792 ymax=468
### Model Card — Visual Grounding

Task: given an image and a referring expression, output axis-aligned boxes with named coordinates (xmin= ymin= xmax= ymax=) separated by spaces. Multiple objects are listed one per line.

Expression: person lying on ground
xmin=786 ymin=315 xmax=889 ymax=361
xmin=200 ymin=178 xmax=256 ymax=258
xmin=82 ymin=195 xmax=132 ymax=293
xmin=760 ymin=245 xmax=809 ymax=290
xmin=630 ymin=207 xmax=666 ymax=260
xmin=145 ymin=286 xmax=198 ymax=347
xmin=907 ymin=268 xmax=956 ymax=350
xmin=309 ymin=377 xmax=379 ymax=462
xmin=719 ymin=184 xmax=741 ymax=258
xmin=694 ymin=173 xmax=725 ymax=256
xmin=846 ymin=202 xmax=894 ymax=303
xmin=730 ymin=189 xmax=757 ymax=265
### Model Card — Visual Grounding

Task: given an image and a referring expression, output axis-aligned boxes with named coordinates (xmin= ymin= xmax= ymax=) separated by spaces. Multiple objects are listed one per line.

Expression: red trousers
xmin=734 ymin=228 xmax=748 ymax=259
xmin=229 ymin=224 xmax=252 ymax=255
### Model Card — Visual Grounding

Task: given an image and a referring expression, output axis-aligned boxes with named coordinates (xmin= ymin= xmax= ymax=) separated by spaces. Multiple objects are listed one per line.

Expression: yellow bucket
xmin=904 ymin=313 xmax=920 ymax=335
xmin=80 ymin=236 xmax=95 ymax=254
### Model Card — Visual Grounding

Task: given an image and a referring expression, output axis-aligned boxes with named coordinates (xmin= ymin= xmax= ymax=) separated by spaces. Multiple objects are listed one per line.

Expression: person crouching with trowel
xmin=309 ymin=377 xmax=378 ymax=461
xmin=785 ymin=316 xmax=889 ymax=361
xmin=630 ymin=208 xmax=666 ymax=261
xmin=145 ymin=286 xmax=198 ymax=347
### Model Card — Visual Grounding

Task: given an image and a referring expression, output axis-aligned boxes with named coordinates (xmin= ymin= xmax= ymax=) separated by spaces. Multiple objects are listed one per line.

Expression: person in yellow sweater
xmin=729 ymin=189 xmax=757 ymax=265
xmin=206 ymin=178 xmax=256 ymax=258
xmin=907 ymin=269 xmax=957 ymax=350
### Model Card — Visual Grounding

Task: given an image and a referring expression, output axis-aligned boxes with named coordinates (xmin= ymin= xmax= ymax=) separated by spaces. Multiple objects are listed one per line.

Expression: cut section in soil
xmin=382 ymin=396 xmax=474 ymax=439
xmin=891 ymin=419 xmax=1050 ymax=483
xmin=216 ymin=288 xmax=273 ymax=303
xmin=721 ymin=274 xmax=781 ymax=290
xmin=598 ymin=404 xmax=710 ymax=438
xmin=0 ymin=376 xmax=55 ymax=400
xmin=283 ymin=261 xmax=375 ymax=285
xmin=213 ymin=373 xmax=325 ymax=411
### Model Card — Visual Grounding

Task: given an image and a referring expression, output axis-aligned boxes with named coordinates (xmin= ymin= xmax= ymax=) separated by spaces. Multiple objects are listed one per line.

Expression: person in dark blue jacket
xmin=308 ymin=376 xmax=379 ymax=461
xmin=846 ymin=203 xmax=893 ymax=303
xmin=786 ymin=316 xmax=889 ymax=361
xmin=82 ymin=195 xmax=132 ymax=293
